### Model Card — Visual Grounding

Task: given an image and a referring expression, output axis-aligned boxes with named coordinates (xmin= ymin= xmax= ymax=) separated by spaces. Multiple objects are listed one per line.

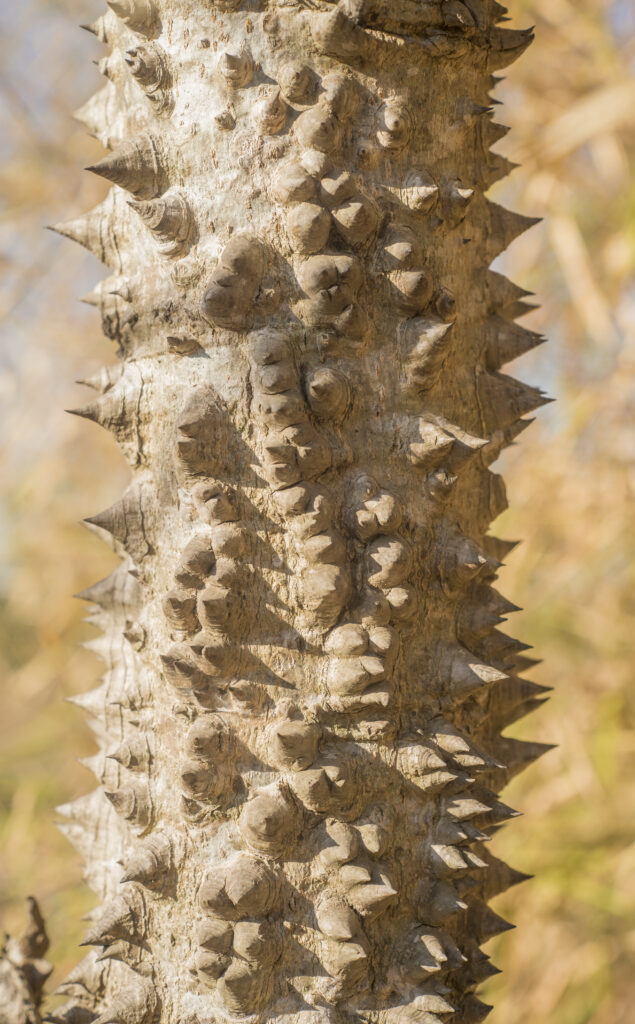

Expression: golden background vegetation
xmin=1 ymin=1 xmax=634 ymax=1021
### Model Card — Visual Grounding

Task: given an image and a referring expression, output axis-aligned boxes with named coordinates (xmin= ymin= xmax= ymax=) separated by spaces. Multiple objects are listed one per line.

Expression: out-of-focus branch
xmin=0 ymin=898 xmax=53 ymax=1024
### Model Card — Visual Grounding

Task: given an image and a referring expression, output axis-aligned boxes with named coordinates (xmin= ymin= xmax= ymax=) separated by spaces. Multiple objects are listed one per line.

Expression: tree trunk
xmin=50 ymin=2 xmax=548 ymax=1023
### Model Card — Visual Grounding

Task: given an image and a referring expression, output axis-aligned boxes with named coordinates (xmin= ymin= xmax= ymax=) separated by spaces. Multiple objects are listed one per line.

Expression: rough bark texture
xmin=51 ymin=2 xmax=548 ymax=1023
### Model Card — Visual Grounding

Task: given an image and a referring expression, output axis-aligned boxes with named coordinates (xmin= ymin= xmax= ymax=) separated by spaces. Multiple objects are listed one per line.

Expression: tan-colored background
xmin=1 ymin=2 xmax=633 ymax=1020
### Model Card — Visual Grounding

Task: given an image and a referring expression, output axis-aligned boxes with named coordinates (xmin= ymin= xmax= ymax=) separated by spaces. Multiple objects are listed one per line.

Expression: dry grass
xmin=0 ymin=1 xmax=634 ymax=1020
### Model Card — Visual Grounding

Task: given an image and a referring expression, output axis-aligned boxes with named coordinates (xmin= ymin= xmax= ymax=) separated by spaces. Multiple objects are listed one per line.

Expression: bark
xmin=50 ymin=2 xmax=547 ymax=1022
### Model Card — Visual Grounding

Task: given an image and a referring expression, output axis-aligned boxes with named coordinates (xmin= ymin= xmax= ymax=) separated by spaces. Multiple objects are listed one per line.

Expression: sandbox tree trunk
xmin=50 ymin=2 xmax=549 ymax=1023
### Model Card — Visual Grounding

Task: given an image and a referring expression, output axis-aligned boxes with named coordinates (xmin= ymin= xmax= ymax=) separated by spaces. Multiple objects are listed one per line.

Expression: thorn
xmin=478 ymin=372 xmax=553 ymax=433
xmin=487 ymin=26 xmax=535 ymax=73
xmin=513 ymin=654 xmax=543 ymax=674
xmin=487 ymin=202 xmax=542 ymax=258
xmin=47 ymin=199 xmax=116 ymax=266
xmin=65 ymin=404 xmax=99 ymax=423
xmin=87 ymin=135 xmax=162 ymax=200
xmin=65 ymin=684 xmax=108 ymax=719
xmin=493 ymin=737 xmax=557 ymax=780
xmin=79 ymin=17 xmax=107 ymax=42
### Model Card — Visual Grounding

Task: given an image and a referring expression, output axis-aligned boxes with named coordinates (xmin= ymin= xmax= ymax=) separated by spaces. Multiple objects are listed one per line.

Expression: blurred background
xmin=0 ymin=1 xmax=633 ymax=1021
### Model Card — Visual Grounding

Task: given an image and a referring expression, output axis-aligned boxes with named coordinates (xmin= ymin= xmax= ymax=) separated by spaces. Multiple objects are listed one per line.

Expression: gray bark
xmin=50 ymin=2 xmax=546 ymax=1022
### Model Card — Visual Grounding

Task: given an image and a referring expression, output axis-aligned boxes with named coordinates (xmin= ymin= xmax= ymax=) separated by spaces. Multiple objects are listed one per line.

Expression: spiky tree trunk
xmin=50 ymin=3 xmax=548 ymax=1023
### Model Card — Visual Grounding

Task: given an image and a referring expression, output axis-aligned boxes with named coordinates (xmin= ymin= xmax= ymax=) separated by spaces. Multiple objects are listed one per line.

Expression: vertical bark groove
xmin=51 ymin=3 xmax=547 ymax=1023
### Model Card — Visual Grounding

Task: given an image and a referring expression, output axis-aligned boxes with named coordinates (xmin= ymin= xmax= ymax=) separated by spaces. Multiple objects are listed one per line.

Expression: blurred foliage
xmin=0 ymin=1 xmax=634 ymax=1022
xmin=483 ymin=3 xmax=635 ymax=1022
